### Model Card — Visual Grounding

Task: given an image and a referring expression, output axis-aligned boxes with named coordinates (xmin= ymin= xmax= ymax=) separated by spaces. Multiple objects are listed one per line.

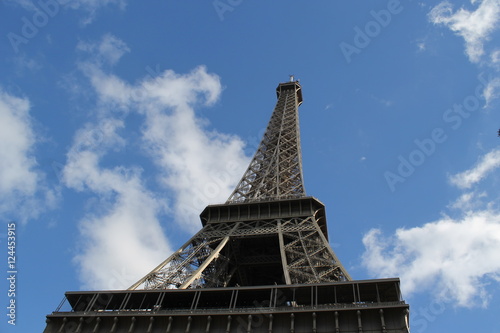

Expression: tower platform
xmin=45 ymin=278 xmax=409 ymax=332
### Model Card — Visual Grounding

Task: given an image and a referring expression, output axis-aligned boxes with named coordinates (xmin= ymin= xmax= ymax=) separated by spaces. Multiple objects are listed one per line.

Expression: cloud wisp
xmin=7 ymin=0 xmax=127 ymax=25
xmin=0 ymin=89 xmax=58 ymax=223
xmin=450 ymin=148 xmax=500 ymax=189
xmin=429 ymin=0 xmax=500 ymax=64
xmin=77 ymin=33 xmax=130 ymax=66
xmin=429 ymin=1 xmax=500 ymax=117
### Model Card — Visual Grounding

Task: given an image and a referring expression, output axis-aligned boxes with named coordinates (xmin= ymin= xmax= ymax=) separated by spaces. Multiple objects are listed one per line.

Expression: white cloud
xmin=0 ymin=89 xmax=57 ymax=222
xmin=142 ymin=108 xmax=248 ymax=231
xmin=448 ymin=191 xmax=487 ymax=211
xmin=0 ymin=91 xmax=37 ymax=196
xmin=65 ymin=36 xmax=250 ymax=288
xmin=429 ymin=0 xmax=500 ymax=63
xmin=482 ymin=76 xmax=500 ymax=106
xmin=8 ymin=0 xmax=126 ymax=25
xmin=65 ymin=0 xmax=126 ymax=10
xmin=449 ymin=148 xmax=500 ymax=189
xmin=133 ymin=67 xmax=249 ymax=231
xmin=68 ymin=0 xmax=127 ymax=25
xmin=13 ymin=55 xmax=41 ymax=72
xmin=492 ymin=49 xmax=500 ymax=65
xmin=363 ymin=211 xmax=500 ymax=307
xmin=77 ymin=34 xmax=130 ymax=66
xmin=79 ymin=50 xmax=249 ymax=231
xmin=5 ymin=0 xmax=37 ymax=10
xmin=415 ymin=36 xmax=428 ymax=52
xmin=362 ymin=147 xmax=500 ymax=307
xmin=63 ymin=118 xmax=172 ymax=289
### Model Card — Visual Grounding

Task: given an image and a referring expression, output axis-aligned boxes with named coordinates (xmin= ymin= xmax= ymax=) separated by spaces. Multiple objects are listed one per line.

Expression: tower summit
xmin=227 ymin=81 xmax=305 ymax=203
xmin=44 ymin=80 xmax=410 ymax=333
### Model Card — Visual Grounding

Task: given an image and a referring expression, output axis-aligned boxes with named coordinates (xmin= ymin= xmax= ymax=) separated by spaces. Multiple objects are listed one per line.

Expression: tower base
xmin=44 ymin=278 xmax=409 ymax=332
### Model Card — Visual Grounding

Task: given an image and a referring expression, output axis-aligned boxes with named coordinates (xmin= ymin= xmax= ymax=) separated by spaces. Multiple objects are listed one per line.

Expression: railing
xmin=51 ymin=301 xmax=407 ymax=316
xmin=228 ymin=196 xmax=303 ymax=204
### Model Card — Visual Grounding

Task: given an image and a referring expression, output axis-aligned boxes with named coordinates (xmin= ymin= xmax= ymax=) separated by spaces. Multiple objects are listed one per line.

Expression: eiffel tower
xmin=44 ymin=79 xmax=410 ymax=333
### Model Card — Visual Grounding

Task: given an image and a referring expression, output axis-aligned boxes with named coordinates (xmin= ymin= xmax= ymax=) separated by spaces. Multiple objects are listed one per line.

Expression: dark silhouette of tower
xmin=44 ymin=79 xmax=410 ymax=332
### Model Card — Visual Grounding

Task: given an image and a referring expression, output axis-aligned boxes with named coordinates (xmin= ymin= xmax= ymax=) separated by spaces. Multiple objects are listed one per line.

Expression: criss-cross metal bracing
xmin=129 ymin=80 xmax=351 ymax=291
xmin=226 ymin=81 xmax=305 ymax=203
xmin=129 ymin=197 xmax=351 ymax=290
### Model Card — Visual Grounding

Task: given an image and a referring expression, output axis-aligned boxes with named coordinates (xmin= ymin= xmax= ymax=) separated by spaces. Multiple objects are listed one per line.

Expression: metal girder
xmin=179 ymin=236 xmax=231 ymax=289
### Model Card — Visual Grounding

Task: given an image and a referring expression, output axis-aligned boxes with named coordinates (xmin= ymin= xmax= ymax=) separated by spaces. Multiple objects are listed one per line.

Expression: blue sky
xmin=1 ymin=0 xmax=500 ymax=331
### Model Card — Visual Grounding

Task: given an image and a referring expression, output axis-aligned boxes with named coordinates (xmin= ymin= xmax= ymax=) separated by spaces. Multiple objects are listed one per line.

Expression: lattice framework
xmin=129 ymin=200 xmax=351 ymax=290
xmin=129 ymin=80 xmax=351 ymax=291
xmin=227 ymin=81 xmax=305 ymax=203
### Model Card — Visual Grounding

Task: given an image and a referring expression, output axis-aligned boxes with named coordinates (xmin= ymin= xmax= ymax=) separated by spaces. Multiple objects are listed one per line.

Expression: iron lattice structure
xmin=128 ymin=81 xmax=351 ymax=291
xmin=227 ymin=81 xmax=305 ymax=203
xmin=44 ymin=80 xmax=410 ymax=333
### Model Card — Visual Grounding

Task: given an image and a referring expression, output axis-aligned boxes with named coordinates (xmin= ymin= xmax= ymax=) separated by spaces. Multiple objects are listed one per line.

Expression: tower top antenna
xmin=289 ymin=74 xmax=294 ymax=82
